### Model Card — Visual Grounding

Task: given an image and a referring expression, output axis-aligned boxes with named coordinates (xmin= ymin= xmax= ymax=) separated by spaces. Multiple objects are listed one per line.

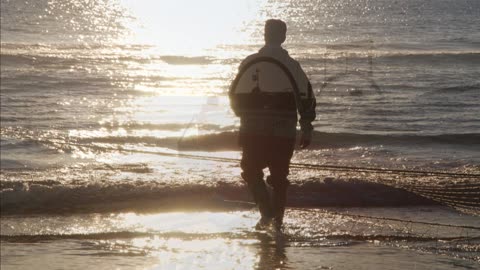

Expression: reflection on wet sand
xmin=256 ymin=233 xmax=288 ymax=270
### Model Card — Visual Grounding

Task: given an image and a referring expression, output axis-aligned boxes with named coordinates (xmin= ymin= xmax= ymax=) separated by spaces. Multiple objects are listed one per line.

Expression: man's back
xmin=231 ymin=44 xmax=316 ymax=143
xmin=239 ymin=45 xmax=310 ymax=99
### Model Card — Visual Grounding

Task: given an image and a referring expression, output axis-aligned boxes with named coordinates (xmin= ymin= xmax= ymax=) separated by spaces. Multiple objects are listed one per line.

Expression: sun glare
xmin=119 ymin=0 xmax=267 ymax=55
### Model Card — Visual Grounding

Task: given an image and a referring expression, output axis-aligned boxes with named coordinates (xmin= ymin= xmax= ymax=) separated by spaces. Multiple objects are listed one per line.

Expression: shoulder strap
xmin=230 ymin=56 xmax=304 ymax=113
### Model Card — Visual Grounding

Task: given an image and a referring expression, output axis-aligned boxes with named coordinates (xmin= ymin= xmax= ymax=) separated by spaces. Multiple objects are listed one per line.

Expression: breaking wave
xmin=2 ymin=129 xmax=479 ymax=154
xmin=73 ymin=131 xmax=480 ymax=151
xmin=3 ymin=41 xmax=480 ymax=67
xmin=0 ymin=49 xmax=216 ymax=67
xmin=424 ymin=84 xmax=480 ymax=95
xmin=0 ymin=178 xmax=441 ymax=215
xmin=1 ymin=231 xmax=473 ymax=243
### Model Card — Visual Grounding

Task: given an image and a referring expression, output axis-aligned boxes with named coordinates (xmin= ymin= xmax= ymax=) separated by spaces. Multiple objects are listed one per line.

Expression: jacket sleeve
xmin=299 ymin=80 xmax=316 ymax=134
xmin=229 ymin=61 xmax=245 ymax=117
xmin=229 ymin=81 xmax=239 ymax=117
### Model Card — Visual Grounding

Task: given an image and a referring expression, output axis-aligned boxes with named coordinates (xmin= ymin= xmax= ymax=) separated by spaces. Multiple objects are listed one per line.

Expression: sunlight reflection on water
xmin=2 ymin=209 xmax=479 ymax=269
xmin=117 ymin=0 xmax=268 ymax=54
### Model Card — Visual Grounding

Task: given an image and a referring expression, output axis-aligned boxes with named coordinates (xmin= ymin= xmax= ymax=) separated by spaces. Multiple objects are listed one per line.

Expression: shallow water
xmin=1 ymin=207 xmax=479 ymax=269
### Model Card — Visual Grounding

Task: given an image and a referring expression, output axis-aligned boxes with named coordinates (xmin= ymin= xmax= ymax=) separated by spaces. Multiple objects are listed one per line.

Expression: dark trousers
xmin=240 ymin=134 xmax=295 ymax=190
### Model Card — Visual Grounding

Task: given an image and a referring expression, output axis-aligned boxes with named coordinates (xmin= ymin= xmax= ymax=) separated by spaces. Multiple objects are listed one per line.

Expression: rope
xmin=225 ymin=200 xmax=480 ymax=230
xmin=62 ymin=142 xmax=480 ymax=179
xmin=323 ymin=210 xmax=480 ymax=231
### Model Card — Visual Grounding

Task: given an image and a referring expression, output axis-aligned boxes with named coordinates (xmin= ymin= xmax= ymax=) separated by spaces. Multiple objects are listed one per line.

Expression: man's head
xmin=264 ymin=19 xmax=287 ymax=45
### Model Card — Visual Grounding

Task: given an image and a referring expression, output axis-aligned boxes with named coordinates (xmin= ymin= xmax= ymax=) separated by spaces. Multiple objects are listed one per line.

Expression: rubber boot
xmin=267 ymin=177 xmax=288 ymax=230
xmin=247 ymin=180 xmax=273 ymax=229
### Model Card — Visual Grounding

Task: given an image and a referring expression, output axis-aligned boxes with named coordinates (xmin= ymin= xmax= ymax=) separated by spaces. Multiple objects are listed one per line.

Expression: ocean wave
xmin=2 ymin=130 xmax=479 ymax=154
xmin=305 ymin=132 xmax=480 ymax=148
xmin=0 ymin=231 xmax=155 ymax=242
xmin=375 ymin=52 xmax=480 ymax=65
xmin=295 ymin=51 xmax=480 ymax=64
xmin=0 ymin=53 xmax=88 ymax=67
xmin=79 ymin=131 xmax=479 ymax=151
xmin=96 ymin=122 xmax=234 ymax=131
xmin=0 ymin=178 xmax=441 ymax=215
xmin=159 ymin=56 xmax=214 ymax=65
xmin=4 ymin=42 xmax=479 ymax=68
xmin=1 ymin=45 xmax=217 ymax=67
xmin=423 ymin=84 xmax=480 ymax=95
xmin=1 ymin=230 xmax=471 ymax=243
xmin=0 ymin=42 xmax=152 ymax=52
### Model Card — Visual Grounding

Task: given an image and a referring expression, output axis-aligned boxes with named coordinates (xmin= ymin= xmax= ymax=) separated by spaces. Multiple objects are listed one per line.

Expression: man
xmin=229 ymin=19 xmax=316 ymax=229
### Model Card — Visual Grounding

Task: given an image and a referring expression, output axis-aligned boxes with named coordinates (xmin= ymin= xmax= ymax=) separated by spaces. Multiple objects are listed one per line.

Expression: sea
xmin=1 ymin=0 xmax=479 ymax=269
